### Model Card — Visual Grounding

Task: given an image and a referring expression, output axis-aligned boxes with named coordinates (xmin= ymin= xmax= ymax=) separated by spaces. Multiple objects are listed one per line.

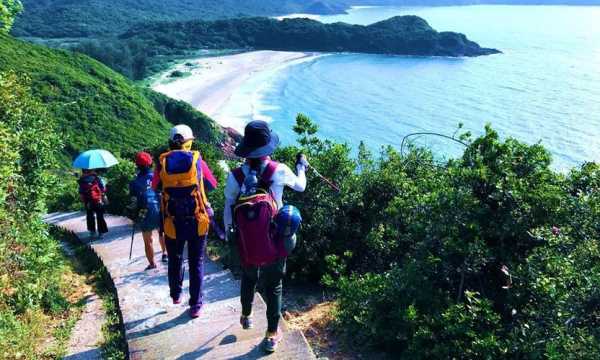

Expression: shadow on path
xmin=128 ymin=310 xmax=192 ymax=340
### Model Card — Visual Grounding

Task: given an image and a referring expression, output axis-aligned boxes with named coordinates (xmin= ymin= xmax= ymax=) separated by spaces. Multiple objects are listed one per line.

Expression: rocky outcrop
xmin=220 ymin=127 xmax=243 ymax=159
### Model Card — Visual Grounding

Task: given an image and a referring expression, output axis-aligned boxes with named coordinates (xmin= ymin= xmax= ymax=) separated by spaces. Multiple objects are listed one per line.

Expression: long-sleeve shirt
xmin=224 ymin=161 xmax=306 ymax=233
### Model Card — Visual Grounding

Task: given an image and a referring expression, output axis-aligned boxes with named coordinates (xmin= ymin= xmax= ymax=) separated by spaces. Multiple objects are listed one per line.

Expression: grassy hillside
xmin=0 ymin=33 xmax=222 ymax=163
xmin=12 ymin=0 xmax=347 ymax=38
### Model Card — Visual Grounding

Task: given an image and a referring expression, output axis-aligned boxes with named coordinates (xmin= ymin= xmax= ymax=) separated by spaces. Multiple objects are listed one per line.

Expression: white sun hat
xmin=169 ymin=124 xmax=195 ymax=141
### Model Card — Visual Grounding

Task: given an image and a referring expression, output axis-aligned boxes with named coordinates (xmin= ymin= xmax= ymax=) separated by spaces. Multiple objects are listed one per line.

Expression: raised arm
xmin=282 ymin=154 xmax=308 ymax=192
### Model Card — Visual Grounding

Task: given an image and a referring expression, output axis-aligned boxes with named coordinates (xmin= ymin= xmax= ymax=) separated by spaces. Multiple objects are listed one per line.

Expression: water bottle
xmin=242 ymin=169 xmax=259 ymax=195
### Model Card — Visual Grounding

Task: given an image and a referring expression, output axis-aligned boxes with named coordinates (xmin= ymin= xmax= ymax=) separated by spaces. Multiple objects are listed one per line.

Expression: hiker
xmin=128 ymin=152 xmax=167 ymax=270
xmin=78 ymin=169 xmax=108 ymax=239
xmin=152 ymin=125 xmax=218 ymax=318
xmin=224 ymin=120 xmax=307 ymax=353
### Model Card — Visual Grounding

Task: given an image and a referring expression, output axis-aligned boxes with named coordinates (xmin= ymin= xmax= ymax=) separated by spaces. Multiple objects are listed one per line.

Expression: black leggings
xmin=86 ymin=204 xmax=108 ymax=234
xmin=241 ymin=258 xmax=286 ymax=333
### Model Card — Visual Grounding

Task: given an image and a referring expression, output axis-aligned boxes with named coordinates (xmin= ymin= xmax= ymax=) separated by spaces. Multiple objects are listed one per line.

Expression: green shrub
xmin=104 ymin=160 xmax=136 ymax=216
xmin=0 ymin=71 xmax=71 ymax=357
xmin=227 ymin=114 xmax=598 ymax=358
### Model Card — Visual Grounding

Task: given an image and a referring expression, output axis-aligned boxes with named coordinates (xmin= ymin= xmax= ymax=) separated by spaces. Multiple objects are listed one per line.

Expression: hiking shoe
xmin=88 ymin=231 xmax=96 ymax=239
xmin=145 ymin=264 xmax=157 ymax=271
xmin=240 ymin=315 xmax=253 ymax=329
xmin=263 ymin=332 xmax=283 ymax=353
xmin=172 ymin=296 xmax=181 ymax=305
xmin=161 ymin=254 xmax=168 ymax=263
xmin=97 ymin=233 xmax=104 ymax=240
xmin=190 ymin=305 xmax=202 ymax=318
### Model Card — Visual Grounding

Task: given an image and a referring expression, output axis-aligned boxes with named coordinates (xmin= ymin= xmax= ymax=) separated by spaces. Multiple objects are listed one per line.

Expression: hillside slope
xmin=12 ymin=0 xmax=347 ymax=38
xmin=0 ymin=34 xmax=223 ymax=162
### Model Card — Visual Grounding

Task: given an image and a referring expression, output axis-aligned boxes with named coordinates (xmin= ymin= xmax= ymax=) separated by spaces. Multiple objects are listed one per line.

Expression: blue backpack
xmin=130 ymin=171 xmax=159 ymax=211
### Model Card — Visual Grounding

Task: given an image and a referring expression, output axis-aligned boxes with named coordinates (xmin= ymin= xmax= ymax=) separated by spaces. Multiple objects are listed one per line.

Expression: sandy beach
xmin=152 ymin=51 xmax=317 ymax=130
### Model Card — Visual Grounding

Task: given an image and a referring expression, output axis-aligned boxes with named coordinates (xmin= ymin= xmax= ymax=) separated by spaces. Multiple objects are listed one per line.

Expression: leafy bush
xmin=0 ymin=71 xmax=72 ymax=357
xmin=258 ymin=114 xmax=599 ymax=358
xmin=104 ymin=160 xmax=137 ymax=215
xmin=0 ymin=0 xmax=22 ymax=33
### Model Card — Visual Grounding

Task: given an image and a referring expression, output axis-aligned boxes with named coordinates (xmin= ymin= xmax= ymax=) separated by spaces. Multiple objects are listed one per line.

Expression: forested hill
xmin=81 ymin=16 xmax=497 ymax=80
xmin=120 ymin=16 xmax=498 ymax=58
xmin=12 ymin=0 xmax=347 ymax=38
xmin=13 ymin=0 xmax=600 ymax=39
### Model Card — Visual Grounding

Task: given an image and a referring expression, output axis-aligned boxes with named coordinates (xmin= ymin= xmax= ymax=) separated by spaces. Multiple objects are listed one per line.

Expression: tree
xmin=0 ymin=0 xmax=22 ymax=33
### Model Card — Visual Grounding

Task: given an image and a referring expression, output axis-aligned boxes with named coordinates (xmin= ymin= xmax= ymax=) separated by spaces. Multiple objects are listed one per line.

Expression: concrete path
xmin=61 ymin=240 xmax=105 ymax=360
xmin=64 ymin=293 xmax=104 ymax=360
xmin=45 ymin=212 xmax=315 ymax=360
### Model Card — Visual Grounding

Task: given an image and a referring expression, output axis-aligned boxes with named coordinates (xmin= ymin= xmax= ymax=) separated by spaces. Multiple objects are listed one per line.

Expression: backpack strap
xmin=232 ymin=161 xmax=278 ymax=188
xmin=232 ymin=167 xmax=245 ymax=187
xmin=261 ymin=161 xmax=278 ymax=184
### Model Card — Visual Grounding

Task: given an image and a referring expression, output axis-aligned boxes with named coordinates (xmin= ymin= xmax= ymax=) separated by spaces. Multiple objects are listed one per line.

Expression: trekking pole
xmin=129 ymin=220 xmax=136 ymax=260
xmin=307 ymin=165 xmax=341 ymax=193
xmin=210 ymin=217 xmax=226 ymax=241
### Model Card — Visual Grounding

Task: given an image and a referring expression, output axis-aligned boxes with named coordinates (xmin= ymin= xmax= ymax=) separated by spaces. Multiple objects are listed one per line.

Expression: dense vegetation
xmin=0 ymin=33 xmax=224 ymax=163
xmin=0 ymin=0 xmax=21 ymax=32
xmin=76 ymin=15 xmax=497 ymax=80
xmin=1 ymin=4 xmax=84 ymax=356
xmin=0 ymin=71 xmax=73 ymax=357
xmin=122 ymin=16 xmax=497 ymax=57
xmin=12 ymin=0 xmax=346 ymax=38
xmin=0 ymin=9 xmax=224 ymax=353
xmin=251 ymin=115 xmax=599 ymax=358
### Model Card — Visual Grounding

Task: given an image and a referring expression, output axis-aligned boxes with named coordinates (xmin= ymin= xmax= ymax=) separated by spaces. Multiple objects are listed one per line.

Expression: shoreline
xmin=151 ymin=51 xmax=319 ymax=131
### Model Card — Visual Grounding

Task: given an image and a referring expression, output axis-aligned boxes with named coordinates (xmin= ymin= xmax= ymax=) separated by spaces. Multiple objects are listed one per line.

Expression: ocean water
xmin=218 ymin=5 xmax=600 ymax=170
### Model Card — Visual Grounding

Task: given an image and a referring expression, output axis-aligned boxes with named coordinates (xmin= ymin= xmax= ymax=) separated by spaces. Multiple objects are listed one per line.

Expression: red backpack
xmin=79 ymin=175 xmax=104 ymax=205
xmin=232 ymin=161 xmax=285 ymax=266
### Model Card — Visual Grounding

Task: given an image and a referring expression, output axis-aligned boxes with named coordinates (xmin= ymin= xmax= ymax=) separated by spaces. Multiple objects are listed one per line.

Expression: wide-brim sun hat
xmin=235 ymin=120 xmax=280 ymax=158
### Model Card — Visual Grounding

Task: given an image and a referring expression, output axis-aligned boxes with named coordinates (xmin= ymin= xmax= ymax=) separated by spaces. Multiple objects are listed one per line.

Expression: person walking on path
xmin=78 ymin=169 xmax=108 ymax=239
xmin=152 ymin=125 xmax=218 ymax=318
xmin=224 ymin=120 xmax=308 ymax=353
xmin=129 ymin=152 xmax=167 ymax=270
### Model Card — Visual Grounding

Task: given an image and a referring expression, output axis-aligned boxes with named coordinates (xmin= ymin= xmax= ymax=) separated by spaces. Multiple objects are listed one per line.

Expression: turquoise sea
xmin=218 ymin=5 xmax=600 ymax=170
